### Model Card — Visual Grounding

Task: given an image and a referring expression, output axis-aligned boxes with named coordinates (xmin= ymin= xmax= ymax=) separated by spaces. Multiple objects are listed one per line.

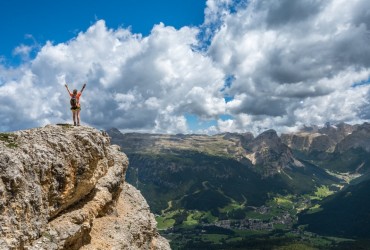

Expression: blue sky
xmin=0 ymin=0 xmax=205 ymax=64
xmin=1 ymin=0 xmax=370 ymax=134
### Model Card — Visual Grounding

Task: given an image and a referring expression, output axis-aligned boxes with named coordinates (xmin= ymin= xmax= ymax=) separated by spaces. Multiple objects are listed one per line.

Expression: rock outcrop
xmin=0 ymin=125 xmax=170 ymax=250
xmin=281 ymin=123 xmax=356 ymax=153
xmin=335 ymin=123 xmax=370 ymax=153
xmin=81 ymin=183 xmax=170 ymax=250
xmin=244 ymin=129 xmax=303 ymax=176
xmin=281 ymin=132 xmax=335 ymax=153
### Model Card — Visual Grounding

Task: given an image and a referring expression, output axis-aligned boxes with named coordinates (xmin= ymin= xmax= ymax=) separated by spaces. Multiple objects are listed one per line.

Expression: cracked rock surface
xmin=0 ymin=125 xmax=170 ymax=249
xmin=81 ymin=183 xmax=170 ymax=250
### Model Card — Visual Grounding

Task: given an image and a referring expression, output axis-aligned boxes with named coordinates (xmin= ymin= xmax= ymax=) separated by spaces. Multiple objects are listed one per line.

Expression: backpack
xmin=70 ymin=95 xmax=78 ymax=108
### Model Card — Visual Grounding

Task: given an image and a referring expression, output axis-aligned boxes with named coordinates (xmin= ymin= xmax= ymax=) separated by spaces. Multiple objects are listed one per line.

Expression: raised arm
xmin=65 ymin=84 xmax=72 ymax=95
xmin=80 ymin=83 xmax=86 ymax=93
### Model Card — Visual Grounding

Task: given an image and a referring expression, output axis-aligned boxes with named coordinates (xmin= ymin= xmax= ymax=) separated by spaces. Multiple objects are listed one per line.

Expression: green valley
xmin=107 ymin=123 xmax=370 ymax=249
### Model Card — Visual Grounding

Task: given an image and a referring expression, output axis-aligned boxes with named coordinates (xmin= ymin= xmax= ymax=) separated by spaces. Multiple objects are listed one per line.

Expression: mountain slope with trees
xmin=107 ymin=123 xmax=370 ymax=249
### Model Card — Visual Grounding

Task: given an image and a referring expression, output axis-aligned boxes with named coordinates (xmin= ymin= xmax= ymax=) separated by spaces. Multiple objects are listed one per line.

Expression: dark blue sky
xmin=0 ymin=0 xmax=206 ymax=63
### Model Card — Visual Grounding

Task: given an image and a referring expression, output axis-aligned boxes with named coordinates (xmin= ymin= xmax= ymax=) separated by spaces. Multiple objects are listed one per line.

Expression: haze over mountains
xmin=107 ymin=122 xmax=370 ymax=249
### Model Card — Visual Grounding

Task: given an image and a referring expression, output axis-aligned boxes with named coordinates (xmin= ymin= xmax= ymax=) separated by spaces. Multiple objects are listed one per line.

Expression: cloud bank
xmin=1 ymin=0 xmax=370 ymax=134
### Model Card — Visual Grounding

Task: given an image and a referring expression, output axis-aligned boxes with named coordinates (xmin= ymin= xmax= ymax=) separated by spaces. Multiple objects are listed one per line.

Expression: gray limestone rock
xmin=0 ymin=125 xmax=170 ymax=250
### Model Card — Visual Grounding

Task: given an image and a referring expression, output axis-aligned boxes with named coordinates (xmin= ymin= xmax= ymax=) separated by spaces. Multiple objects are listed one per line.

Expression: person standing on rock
xmin=65 ymin=83 xmax=86 ymax=126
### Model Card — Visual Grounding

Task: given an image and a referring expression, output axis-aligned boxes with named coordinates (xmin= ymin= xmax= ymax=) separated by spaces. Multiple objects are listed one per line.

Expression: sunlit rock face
xmin=335 ymin=123 xmax=370 ymax=153
xmin=0 ymin=125 xmax=170 ymax=250
xmin=245 ymin=129 xmax=303 ymax=176
xmin=281 ymin=123 xmax=357 ymax=153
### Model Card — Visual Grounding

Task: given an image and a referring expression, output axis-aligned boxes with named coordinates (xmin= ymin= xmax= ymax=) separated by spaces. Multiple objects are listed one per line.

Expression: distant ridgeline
xmin=107 ymin=122 xmax=370 ymax=249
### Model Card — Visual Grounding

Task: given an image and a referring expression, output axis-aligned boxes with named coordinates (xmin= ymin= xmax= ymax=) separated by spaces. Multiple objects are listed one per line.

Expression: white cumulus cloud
xmin=1 ymin=0 xmax=370 ymax=135
xmin=0 ymin=20 xmax=225 ymax=132
xmin=207 ymin=0 xmax=370 ymax=134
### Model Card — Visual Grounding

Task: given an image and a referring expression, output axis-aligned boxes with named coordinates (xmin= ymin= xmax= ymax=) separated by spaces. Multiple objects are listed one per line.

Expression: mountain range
xmin=107 ymin=122 xmax=370 ymax=249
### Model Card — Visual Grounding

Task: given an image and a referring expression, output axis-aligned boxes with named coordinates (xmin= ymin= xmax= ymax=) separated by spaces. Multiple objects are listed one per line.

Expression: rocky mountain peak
xmin=106 ymin=127 xmax=121 ymax=133
xmin=245 ymin=129 xmax=303 ymax=176
xmin=106 ymin=127 xmax=124 ymax=139
xmin=318 ymin=122 xmax=356 ymax=143
xmin=253 ymin=129 xmax=280 ymax=145
xmin=0 ymin=125 xmax=169 ymax=250
xmin=281 ymin=122 xmax=357 ymax=153
xmin=258 ymin=129 xmax=279 ymax=138
xmin=247 ymin=129 xmax=285 ymax=153
xmin=335 ymin=122 xmax=370 ymax=153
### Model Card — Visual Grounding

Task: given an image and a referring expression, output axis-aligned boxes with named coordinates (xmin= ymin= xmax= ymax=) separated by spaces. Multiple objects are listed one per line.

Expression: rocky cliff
xmin=244 ymin=129 xmax=303 ymax=176
xmin=335 ymin=123 xmax=370 ymax=153
xmin=281 ymin=123 xmax=356 ymax=153
xmin=0 ymin=125 xmax=170 ymax=250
